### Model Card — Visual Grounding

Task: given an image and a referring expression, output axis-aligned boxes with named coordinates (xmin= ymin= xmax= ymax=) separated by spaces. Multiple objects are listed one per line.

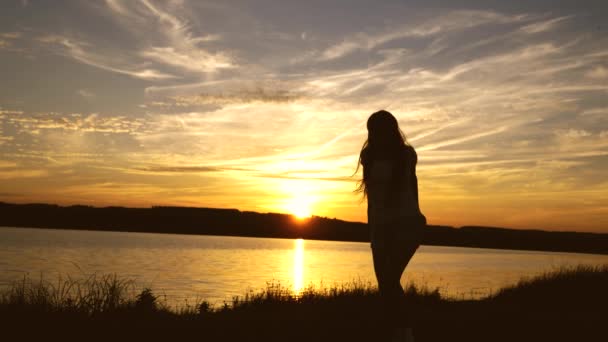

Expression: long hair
xmin=354 ymin=110 xmax=411 ymax=199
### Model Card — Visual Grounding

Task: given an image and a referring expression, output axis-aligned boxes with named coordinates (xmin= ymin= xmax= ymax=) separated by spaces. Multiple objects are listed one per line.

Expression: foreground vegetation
xmin=1 ymin=265 xmax=606 ymax=341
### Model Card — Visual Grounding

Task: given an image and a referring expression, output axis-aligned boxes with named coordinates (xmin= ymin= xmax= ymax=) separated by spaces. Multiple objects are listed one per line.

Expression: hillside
xmin=0 ymin=202 xmax=606 ymax=254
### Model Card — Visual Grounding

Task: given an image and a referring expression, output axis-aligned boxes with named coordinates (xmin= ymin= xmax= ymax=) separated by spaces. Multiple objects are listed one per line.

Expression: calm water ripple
xmin=1 ymin=227 xmax=607 ymax=306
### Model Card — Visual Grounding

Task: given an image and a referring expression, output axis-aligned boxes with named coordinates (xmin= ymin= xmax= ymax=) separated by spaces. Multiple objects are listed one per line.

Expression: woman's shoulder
xmin=402 ymin=144 xmax=417 ymax=162
xmin=360 ymin=146 xmax=370 ymax=164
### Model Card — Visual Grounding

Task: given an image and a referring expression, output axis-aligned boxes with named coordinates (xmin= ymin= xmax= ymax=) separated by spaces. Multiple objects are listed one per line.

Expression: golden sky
xmin=0 ymin=0 xmax=607 ymax=233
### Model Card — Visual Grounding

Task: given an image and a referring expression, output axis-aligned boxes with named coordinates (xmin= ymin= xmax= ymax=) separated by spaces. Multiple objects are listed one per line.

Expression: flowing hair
xmin=354 ymin=110 xmax=411 ymax=199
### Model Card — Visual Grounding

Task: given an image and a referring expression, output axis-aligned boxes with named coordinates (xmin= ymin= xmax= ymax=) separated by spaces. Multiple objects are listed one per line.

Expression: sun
xmin=278 ymin=179 xmax=317 ymax=220
xmin=286 ymin=196 xmax=313 ymax=219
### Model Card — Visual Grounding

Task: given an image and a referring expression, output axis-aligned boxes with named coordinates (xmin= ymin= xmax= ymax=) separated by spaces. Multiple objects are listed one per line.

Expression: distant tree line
xmin=0 ymin=202 xmax=606 ymax=255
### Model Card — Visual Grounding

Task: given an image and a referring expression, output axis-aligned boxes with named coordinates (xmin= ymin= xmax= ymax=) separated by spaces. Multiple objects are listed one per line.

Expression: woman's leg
xmin=372 ymin=223 xmax=422 ymax=338
xmin=371 ymin=224 xmax=401 ymax=339
xmin=391 ymin=222 xmax=423 ymax=287
xmin=371 ymin=237 xmax=392 ymax=296
xmin=372 ymin=224 xmax=416 ymax=334
xmin=388 ymin=243 xmax=418 ymax=328
xmin=372 ymin=222 xmax=407 ymax=296
xmin=389 ymin=225 xmax=423 ymax=330
xmin=389 ymin=244 xmax=417 ymax=288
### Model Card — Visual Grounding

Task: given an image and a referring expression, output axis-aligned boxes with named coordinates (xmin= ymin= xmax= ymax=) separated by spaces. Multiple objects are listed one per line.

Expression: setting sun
xmin=278 ymin=179 xmax=318 ymax=219
xmin=286 ymin=196 xmax=313 ymax=219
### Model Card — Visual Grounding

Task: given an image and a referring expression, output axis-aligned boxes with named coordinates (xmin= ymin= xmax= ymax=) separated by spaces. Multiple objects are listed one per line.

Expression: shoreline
xmin=1 ymin=202 xmax=607 ymax=255
xmin=4 ymin=224 xmax=608 ymax=258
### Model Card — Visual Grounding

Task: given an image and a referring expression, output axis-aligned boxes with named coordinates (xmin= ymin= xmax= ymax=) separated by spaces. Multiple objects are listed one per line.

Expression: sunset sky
xmin=0 ymin=0 xmax=607 ymax=232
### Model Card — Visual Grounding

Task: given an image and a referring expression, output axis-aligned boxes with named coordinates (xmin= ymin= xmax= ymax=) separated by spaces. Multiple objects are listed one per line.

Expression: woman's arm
xmin=410 ymin=147 xmax=422 ymax=214
xmin=412 ymin=171 xmax=421 ymax=213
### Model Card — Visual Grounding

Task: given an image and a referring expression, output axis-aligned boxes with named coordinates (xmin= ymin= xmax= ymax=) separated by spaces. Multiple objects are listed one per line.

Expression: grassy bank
xmin=1 ymin=265 xmax=606 ymax=341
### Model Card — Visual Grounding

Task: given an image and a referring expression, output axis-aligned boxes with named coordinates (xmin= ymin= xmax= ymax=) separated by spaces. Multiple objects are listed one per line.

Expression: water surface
xmin=1 ymin=227 xmax=606 ymax=306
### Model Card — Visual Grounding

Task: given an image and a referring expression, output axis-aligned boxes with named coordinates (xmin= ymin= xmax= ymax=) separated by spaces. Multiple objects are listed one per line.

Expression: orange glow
xmin=286 ymin=196 xmax=313 ymax=219
xmin=278 ymin=179 xmax=318 ymax=219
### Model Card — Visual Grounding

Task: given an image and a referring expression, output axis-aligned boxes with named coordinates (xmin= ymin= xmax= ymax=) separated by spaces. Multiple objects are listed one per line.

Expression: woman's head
xmin=355 ymin=110 xmax=411 ymax=198
xmin=366 ymin=110 xmax=406 ymax=152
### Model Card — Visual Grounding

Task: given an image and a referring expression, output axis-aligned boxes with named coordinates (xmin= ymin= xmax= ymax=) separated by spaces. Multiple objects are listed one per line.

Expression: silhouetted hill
xmin=0 ymin=202 xmax=606 ymax=255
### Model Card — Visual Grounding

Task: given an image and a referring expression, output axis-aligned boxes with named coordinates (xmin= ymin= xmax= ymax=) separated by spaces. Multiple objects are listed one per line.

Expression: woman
xmin=355 ymin=110 xmax=426 ymax=341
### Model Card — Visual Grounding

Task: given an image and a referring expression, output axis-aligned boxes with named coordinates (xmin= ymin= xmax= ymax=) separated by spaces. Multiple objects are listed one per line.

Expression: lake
xmin=1 ymin=226 xmax=607 ymax=307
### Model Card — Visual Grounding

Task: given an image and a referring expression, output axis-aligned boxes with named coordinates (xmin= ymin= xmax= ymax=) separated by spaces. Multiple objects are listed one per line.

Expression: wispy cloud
xmin=132 ymin=165 xmax=232 ymax=173
xmin=4 ymin=112 xmax=147 ymax=135
xmin=77 ymin=89 xmax=95 ymax=99
xmin=318 ymin=10 xmax=527 ymax=61
xmin=104 ymin=0 xmax=128 ymax=15
xmin=105 ymin=0 xmax=236 ymax=74
xmin=0 ymin=31 xmax=23 ymax=51
xmin=519 ymin=15 xmax=573 ymax=34
xmin=30 ymin=0 xmax=235 ymax=80
xmin=0 ymin=32 xmax=21 ymax=39
xmin=0 ymin=169 xmax=48 ymax=180
xmin=172 ymin=89 xmax=301 ymax=106
xmin=38 ymin=35 xmax=176 ymax=80
xmin=141 ymin=46 xmax=233 ymax=73
xmin=586 ymin=66 xmax=608 ymax=79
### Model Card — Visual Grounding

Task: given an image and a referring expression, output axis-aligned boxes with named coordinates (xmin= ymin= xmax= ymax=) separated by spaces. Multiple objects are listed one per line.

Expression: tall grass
xmin=1 ymin=265 xmax=606 ymax=341
xmin=0 ymin=275 xmax=444 ymax=317
xmin=0 ymin=274 xmax=156 ymax=314
xmin=1 ymin=264 xmax=606 ymax=316
xmin=489 ymin=264 xmax=608 ymax=302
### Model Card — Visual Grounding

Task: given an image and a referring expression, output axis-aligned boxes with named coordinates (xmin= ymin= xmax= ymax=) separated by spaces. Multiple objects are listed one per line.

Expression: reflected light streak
xmin=292 ymin=238 xmax=304 ymax=295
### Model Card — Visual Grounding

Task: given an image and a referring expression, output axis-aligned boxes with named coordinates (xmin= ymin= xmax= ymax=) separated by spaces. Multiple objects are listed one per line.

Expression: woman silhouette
xmin=356 ymin=110 xmax=426 ymax=341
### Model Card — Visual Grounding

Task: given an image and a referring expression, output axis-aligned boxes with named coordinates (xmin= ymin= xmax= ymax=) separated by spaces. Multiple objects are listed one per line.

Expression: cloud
xmin=318 ymin=10 xmax=526 ymax=61
xmin=0 ymin=161 xmax=18 ymax=168
xmin=104 ymin=0 xmax=128 ymax=15
xmin=172 ymin=88 xmax=301 ymax=106
xmin=0 ymin=136 xmax=14 ymax=145
xmin=418 ymin=125 xmax=510 ymax=152
xmin=77 ymin=89 xmax=95 ymax=99
xmin=519 ymin=16 xmax=572 ymax=34
xmin=37 ymin=35 xmax=177 ymax=80
xmin=143 ymin=79 xmax=306 ymax=110
xmin=585 ymin=66 xmax=608 ymax=79
xmin=255 ymin=172 xmax=354 ymax=182
xmin=0 ymin=32 xmax=23 ymax=40
xmin=141 ymin=46 xmax=233 ymax=73
xmin=560 ymin=129 xmax=592 ymax=139
xmin=0 ymin=169 xmax=48 ymax=180
xmin=0 ymin=32 xmax=22 ymax=39
xmin=132 ymin=165 xmax=225 ymax=173
xmin=321 ymin=41 xmax=361 ymax=61
xmin=0 ymin=32 xmax=23 ymax=51
xmin=4 ymin=112 xmax=147 ymax=135
xmin=104 ymin=0 xmax=236 ymax=75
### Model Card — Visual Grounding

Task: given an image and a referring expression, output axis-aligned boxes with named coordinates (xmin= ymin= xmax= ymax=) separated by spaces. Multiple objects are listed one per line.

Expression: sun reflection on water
xmin=293 ymin=239 xmax=304 ymax=295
